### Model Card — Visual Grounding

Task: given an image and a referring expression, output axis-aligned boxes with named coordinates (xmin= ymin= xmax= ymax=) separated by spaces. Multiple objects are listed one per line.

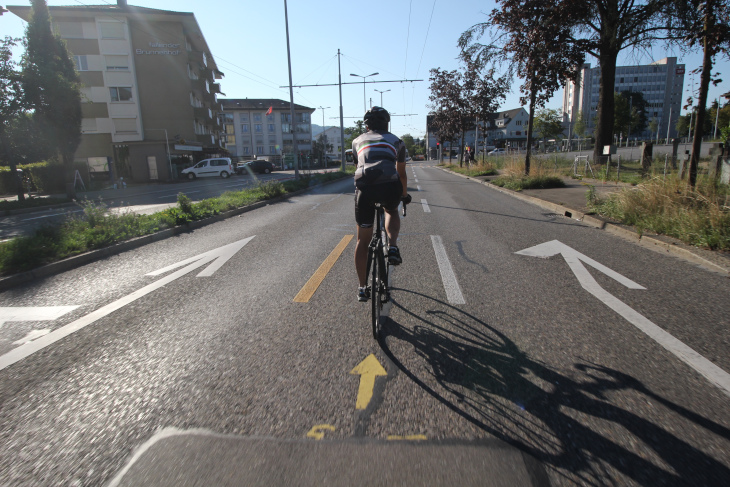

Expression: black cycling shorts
xmin=355 ymin=181 xmax=403 ymax=228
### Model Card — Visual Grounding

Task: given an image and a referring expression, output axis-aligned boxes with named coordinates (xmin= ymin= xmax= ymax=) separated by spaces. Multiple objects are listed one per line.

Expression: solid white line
xmin=563 ymin=254 xmax=730 ymax=398
xmin=158 ymin=191 xmax=200 ymax=199
xmin=431 ymin=235 xmax=465 ymax=305
xmin=417 ymin=185 xmax=421 ymax=191
xmin=421 ymin=199 xmax=430 ymax=213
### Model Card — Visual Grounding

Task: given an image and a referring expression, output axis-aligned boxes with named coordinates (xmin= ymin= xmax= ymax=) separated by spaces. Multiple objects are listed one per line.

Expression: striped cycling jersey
xmin=352 ymin=130 xmax=405 ymax=187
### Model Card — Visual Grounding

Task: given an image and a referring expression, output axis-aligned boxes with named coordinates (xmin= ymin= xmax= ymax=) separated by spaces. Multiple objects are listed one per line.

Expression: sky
xmin=2 ymin=0 xmax=729 ymax=139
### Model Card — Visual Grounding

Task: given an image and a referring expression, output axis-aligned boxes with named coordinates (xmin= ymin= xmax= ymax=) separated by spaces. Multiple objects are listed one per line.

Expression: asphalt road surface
xmin=0 ymin=161 xmax=728 ymax=486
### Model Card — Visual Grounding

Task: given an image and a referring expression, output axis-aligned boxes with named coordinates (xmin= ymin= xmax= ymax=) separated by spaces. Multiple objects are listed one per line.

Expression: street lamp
xmin=144 ymin=128 xmax=173 ymax=180
xmin=374 ymin=88 xmax=390 ymax=106
xmin=318 ymin=106 xmax=330 ymax=165
xmin=350 ymin=72 xmax=378 ymax=113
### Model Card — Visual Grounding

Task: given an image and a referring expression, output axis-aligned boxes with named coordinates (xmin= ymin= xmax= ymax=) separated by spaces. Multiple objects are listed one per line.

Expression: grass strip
xmin=588 ymin=175 xmax=730 ymax=250
xmin=0 ymin=169 xmax=354 ymax=276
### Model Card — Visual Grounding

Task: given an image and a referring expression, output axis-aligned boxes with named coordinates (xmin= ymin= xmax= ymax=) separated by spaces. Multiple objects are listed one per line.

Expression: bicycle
xmin=366 ymin=196 xmax=409 ymax=340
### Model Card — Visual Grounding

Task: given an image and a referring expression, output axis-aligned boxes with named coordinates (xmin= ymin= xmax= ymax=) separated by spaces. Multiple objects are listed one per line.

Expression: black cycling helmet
xmin=364 ymin=106 xmax=390 ymax=125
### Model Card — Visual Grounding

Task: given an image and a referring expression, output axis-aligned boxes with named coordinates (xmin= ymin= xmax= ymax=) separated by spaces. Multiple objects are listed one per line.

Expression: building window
xmin=268 ymin=124 xmax=275 ymax=132
xmin=270 ymin=145 xmax=276 ymax=153
xmin=73 ymin=55 xmax=88 ymax=71
xmin=242 ymin=147 xmax=249 ymax=155
xmin=281 ymin=123 xmax=291 ymax=133
xmin=99 ymin=22 xmax=125 ymax=39
xmin=281 ymin=113 xmax=291 ymax=123
xmin=241 ymin=124 xmax=249 ymax=133
xmin=267 ymin=114 xmax=274 ymax=122
xmin=112 ymin=118 xmax=137 ymax=133
xmin=240 ymin=114 xmax=248 ymax=122
xmin=255 ymin=124 xmax=262 ymax=133
xmin=225 ymin=124 xmax=235 ymax=135
xmin=254 ymin=113 xmax=262 ymax=122
xmin=224 ymin=113 xmax=234 ymax=122
xmin=295 ymin=113 xmax=310 ymax=123
xmin=110 ymin=87 xmax=133 ymax=102
xmin=257 ymin=146 xmax=264 ymax=154
xmin=56 ymin=22 xmax=83 ymax=38
xmin=105 ymin=55 xmax=128 ymax=71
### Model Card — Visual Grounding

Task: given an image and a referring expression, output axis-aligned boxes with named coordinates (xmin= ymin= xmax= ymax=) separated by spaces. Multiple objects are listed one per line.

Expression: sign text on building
xmin=136 ymin=41 xmax=181 ymax=55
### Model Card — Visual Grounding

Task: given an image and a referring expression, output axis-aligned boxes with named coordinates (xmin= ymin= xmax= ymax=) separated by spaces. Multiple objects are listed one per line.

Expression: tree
xmin=21 ymin=0 xmax=81 ymax=197
xmin=665 ymin=0 xmax=730 ymax=186
xmin=428 ymin=65 xmax=508 ymax=167
xmin=573 ymin=110 xmax=587 ymax=140
xmin=344 ymin=120 xmax=365 ymax=149
xmin=649 ymin=117 xmax=660 ymax=140
xmin=533 ymin=108 xmax=564 ymax=150
xmin=1 ymin=36 xmax=28 ymax=200
xmin=460 ymin=0 xmax=584 ymax=174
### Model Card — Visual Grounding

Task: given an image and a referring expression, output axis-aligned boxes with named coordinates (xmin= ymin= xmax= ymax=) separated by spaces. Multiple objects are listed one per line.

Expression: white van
xmin=181 ymin=158 xmax=234 ymax=179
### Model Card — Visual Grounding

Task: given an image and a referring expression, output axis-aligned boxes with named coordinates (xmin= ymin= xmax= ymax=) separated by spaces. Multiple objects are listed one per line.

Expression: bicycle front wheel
xmin=371 ymin=248 xmax=382 ymax=340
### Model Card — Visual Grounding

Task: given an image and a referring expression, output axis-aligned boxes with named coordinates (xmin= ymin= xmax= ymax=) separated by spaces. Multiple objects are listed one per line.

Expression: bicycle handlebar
xmin=401 ymin=194 xmax=411 ymax=217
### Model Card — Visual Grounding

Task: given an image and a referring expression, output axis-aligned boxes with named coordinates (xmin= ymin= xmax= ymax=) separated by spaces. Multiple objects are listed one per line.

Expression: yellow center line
xmin=293 ymin=234 xmax=354 ymax=303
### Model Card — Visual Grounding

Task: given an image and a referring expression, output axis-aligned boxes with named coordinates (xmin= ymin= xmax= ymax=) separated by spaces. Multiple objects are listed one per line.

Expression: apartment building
xmin=563 ymin=57 xmax=685 ymax=140
xmin=9 ymin=1 xmax=225 ymax=182
xmin=219 ymin=99 xmax=314 ymax=161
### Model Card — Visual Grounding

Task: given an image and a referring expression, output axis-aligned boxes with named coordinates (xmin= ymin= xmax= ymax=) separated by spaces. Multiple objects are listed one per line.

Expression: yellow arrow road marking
xmin=350 ymin=354 xmax=387 ymax=410
xmin=294 ymin=234 xmax=353 ymax=303
xmin=306 ymin=424 xmax=335 ymax=440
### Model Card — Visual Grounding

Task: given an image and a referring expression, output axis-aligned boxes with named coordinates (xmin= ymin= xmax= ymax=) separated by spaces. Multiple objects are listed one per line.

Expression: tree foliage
xmin=428 ymin=65 xmax=508 ymax=166
xmin=344 ymin=120 xmax=365 ymax=149
xmin=614 ymin=91 xmax=648 ymax=139
xmin=533 ymin=108 xmax=564 ymax=147
xmin=21 ymin=0 xmax=81 ymax=196
xmin=459 ymin=0 xmax=584 ymax=173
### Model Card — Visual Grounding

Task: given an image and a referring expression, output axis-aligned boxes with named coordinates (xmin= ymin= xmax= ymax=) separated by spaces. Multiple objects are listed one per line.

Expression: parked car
xmin=488 ymin=148 xmax=506 ymax=156
xmin=237 ymin=159 xmax=276 ymax=175
xmin=181 ymin=158 xmax=234 ymax=179
xmin=412 ymin=154 xmax=425 ymax=161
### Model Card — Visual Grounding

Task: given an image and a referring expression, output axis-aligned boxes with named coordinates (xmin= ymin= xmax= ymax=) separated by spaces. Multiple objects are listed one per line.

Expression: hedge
xmin=0 ymin=161 xmax=90 ymax=195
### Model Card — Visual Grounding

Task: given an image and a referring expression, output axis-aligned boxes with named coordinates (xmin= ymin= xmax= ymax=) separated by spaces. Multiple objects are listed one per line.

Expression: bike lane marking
xmin=431 ymin=235 xmax=466 ymax=304
xmin=421 ymin=199 xmax=430 ymax=213
xmin=293 ymin=235 xmax=354 ymax=303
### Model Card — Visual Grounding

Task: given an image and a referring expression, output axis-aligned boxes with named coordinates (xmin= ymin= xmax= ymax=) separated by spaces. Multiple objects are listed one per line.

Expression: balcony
xmin=187 ymin=50 xmax=206 ymax=67
xmin=211 ymin=83 xmax=222 ymax=94
xmin=196 ymin=133 xmax=215 ymax=146
xmin=194 ymin=106 xmax=213 ymax=120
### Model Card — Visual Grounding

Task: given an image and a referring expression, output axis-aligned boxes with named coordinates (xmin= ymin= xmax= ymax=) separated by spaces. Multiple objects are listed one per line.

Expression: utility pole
xmin=283 ymin=0 xmax=298 ymax=178
xmin=350 ymin=72 xmax=379 ymax=113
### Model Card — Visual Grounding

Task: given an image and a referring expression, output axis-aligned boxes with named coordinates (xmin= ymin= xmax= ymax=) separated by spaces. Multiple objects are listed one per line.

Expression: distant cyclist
xmin=352 ymin=106 xmax=410 ymax=302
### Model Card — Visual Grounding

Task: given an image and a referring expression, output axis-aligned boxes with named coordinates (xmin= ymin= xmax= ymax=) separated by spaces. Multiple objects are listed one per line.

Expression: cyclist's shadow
xmin=381 ymin=290 xmax=730 ymax=486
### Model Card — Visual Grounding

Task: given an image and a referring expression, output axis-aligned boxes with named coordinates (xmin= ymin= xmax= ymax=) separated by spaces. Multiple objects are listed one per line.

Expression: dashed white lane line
xmin=417 ymin=185 xmax=422 ymax=191
xmin=431 ymin=235 xmax=466 ymax=305
xmin=421 ymin=199 xmax=430 ymax=213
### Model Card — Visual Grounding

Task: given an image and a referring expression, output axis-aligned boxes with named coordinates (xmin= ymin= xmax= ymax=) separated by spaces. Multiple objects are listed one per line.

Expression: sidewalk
xmin=442 ymin=169 xmax=730 ymax=276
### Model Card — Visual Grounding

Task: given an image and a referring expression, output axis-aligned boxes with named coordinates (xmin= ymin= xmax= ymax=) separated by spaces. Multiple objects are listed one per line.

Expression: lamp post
xmin=374 ymin=88 xmax=390 ymax=106
xmin=318 ymin=106 xmax=330 ymax=166
xmin=144 ymin=128 xmax=172 ymax=180
xmin=350 ymin=72 xmax=378 ymax=113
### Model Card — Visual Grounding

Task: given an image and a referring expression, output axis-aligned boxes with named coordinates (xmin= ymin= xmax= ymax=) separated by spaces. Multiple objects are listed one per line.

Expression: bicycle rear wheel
xmin=371 ymin=248 xmax=381 ymax=339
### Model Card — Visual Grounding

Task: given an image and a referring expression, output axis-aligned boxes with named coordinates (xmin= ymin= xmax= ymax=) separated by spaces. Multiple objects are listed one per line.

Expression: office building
xmin=563 ymin=57 xmax=685 ymax=140
xmin=9 ymin=1 xmax=225 ymax=182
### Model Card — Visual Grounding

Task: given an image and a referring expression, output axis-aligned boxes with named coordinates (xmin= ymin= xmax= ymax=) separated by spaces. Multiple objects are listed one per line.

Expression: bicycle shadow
xmin=381 ymin=290 xmax=730 ymax=485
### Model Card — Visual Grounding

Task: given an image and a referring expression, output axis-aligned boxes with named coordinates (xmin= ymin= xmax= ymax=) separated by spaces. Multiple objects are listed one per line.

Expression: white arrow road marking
xmin=421 ymin=199 xmax=431 ymax=213
xmin=0 ymin=306 xmax=79 ymax=328
xmin=516 ymin=239 xmax=730 ymax=398
xmin=431 ymin=235 xmax=465 ymax=304
xmin=0 ymin=237 xmax=255 ymax=371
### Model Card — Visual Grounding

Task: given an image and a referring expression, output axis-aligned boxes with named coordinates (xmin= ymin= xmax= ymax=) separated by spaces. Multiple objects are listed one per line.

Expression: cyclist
xmin=352 ymin=106 xmax=410 ymax=302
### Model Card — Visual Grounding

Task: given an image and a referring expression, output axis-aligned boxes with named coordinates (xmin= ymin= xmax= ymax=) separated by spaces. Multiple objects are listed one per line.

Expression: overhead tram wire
xmin=403 ymin=0 xmax=413 ymax=78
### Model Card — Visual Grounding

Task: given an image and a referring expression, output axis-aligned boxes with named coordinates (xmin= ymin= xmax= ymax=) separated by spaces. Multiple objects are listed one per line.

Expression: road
xmin=0 ymin=161 xmax=728 ymax=486
xmin=0 ymin=171 xmax=295 ymax=240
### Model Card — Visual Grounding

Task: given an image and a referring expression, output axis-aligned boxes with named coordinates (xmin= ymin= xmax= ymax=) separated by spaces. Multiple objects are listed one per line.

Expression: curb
xmin=0 ymin=175 xmax=353 ymax=291
xmin=438 ymin=167 xmax=730 ymax=277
